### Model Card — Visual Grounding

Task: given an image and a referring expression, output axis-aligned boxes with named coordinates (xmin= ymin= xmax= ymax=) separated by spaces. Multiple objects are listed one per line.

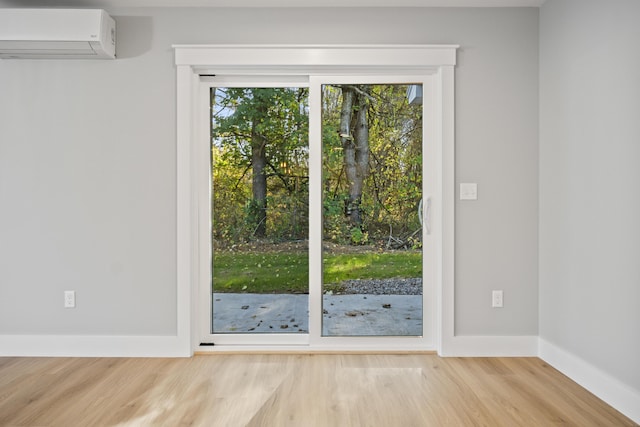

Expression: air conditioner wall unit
xmin=0 ymin=9 xmax=116 ymax=59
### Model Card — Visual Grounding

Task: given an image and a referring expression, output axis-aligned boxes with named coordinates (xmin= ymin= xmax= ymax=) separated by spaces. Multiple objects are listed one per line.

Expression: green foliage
xmin=321 ymin=84 xmax=423 ymax=246
xmin=211 ymin=83 xmax=423 ymax=248
xmin=210 ymin=84 xmax=425 ymax=296
xmin=244 ymin=198 xmax=265 ymax=236
xmin=213 ymin=251 xmax=308 ymax=293
xmin=322 ymin=196 xmax=350 ymax=244
xmin=212 ymin=87 xmax=309 ymax=244
xmin=323 ymin=252 xmax=421 ymax=284
xmin=265 ymin=186 xmax=309 ymax=241
xmin=212 ymin=145 xmax=252 ymax=243
xmin=349 ymin=227 xmax=368 ymax=245
xmin=213 ymin=250 xmax=421 ymax=293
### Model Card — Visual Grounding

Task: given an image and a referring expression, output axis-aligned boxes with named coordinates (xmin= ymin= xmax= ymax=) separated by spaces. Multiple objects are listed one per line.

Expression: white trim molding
xmin=174 ymin=44 xmax=458 ymax=74
xmin=0 ymin=335 xmax=189 ymax=358
xmin=539 ymin=339 xmax=640 ymax=424
xmin=439 ymin=335 xmax=539 ymax=357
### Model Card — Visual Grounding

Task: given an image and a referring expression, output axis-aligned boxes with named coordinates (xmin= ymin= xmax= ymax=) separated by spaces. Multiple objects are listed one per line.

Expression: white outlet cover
xmin=492 ymin=290 xmax=503 ymax=308
xmin=460 ymin=183 xmax=478 ymax=200
xmin=64 ymin=290 xmax=76 ymax=308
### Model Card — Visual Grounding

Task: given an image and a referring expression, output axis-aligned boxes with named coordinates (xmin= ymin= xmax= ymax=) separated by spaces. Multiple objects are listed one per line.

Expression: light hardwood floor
xmin=0 ymin=354 xmax=635 ymax=426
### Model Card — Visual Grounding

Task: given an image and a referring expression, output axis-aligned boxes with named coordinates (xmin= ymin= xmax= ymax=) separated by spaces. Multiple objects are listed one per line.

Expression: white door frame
xmin=174 ymin=45 xmax=457 ymax=354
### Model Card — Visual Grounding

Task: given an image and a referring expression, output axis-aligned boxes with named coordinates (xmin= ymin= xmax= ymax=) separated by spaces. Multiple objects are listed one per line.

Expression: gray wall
xmin=0 ymin=8 xmax=539 ymax=337
xmin=540 ymin=0 xmax=640 ymax=391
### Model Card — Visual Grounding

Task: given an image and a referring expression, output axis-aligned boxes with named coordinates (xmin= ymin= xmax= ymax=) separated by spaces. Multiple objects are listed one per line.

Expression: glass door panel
xmin=210 ymin=86 xmax=309 ymax=334
xmin=320 ymin=83 xmax=423 ymax=337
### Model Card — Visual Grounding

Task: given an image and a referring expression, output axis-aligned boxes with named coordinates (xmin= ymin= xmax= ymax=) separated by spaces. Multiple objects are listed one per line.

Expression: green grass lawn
xmin=213 ymin=251 xmax=421 ymax=293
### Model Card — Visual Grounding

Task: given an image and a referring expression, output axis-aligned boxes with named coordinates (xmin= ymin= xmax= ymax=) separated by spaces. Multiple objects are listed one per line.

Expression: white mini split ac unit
xmin=0 ymin=9 xmax=116 ymax=59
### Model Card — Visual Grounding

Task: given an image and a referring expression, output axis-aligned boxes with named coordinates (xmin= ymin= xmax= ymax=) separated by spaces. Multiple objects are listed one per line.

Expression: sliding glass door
xmin=201 ymin=74 xmax=435 ymax=349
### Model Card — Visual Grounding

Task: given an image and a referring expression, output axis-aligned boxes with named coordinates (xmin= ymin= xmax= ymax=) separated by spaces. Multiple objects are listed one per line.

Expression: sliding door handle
xmin=419 ymin=196 xmax=432 ymax=235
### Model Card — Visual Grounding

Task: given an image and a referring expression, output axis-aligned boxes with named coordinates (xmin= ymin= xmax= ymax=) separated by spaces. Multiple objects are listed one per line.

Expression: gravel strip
xmin=334 ymin=277 xmax=422 ymax=295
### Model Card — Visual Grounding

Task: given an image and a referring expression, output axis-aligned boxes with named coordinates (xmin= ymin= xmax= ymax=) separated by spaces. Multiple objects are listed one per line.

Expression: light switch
xmin=460 ymin=183 xmax=478 ymax=200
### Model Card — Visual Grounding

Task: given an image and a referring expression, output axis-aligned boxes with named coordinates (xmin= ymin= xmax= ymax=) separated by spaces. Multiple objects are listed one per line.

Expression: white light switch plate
xmin=460 ymin=183 xmax=478 ymax=200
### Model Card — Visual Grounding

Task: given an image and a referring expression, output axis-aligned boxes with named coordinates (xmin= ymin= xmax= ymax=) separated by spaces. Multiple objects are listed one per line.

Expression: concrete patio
xmin=212 ymin=293 xmax=423 ymax=336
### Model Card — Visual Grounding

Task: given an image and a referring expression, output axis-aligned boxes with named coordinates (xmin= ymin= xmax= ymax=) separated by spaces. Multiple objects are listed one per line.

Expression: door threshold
xmin=195 ymin=345 xmax=437 ymax=355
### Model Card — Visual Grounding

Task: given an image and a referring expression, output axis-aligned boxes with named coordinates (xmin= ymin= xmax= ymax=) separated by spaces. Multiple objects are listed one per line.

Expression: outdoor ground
xmin=213 ymin=241 xmax=422 ymax=295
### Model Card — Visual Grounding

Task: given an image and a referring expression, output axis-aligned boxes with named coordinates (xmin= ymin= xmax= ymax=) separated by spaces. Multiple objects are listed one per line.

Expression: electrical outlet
xmin=64 ymin=291 xmax=76 ymax=308
xmin=492 ymin=290 xmax=503 ymax=308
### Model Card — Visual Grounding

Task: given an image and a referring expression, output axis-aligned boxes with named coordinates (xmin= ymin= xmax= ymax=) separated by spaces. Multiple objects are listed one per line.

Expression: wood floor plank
xmin=0 ymin=355 xmax=635 ymax=426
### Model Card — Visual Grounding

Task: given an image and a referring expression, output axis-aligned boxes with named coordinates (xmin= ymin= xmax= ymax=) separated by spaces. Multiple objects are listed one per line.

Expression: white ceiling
xmin=0 ymin=0 xmax=547 ymax=8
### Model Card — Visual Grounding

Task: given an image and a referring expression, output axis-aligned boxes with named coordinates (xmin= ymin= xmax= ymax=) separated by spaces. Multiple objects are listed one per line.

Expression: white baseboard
xmin=439 ymin=335 xmax=538 ymax=357
xmin=539 ymin=338 xmax=640 ymax=424
xmin=0 ymin=334 xmax=191 ymax=358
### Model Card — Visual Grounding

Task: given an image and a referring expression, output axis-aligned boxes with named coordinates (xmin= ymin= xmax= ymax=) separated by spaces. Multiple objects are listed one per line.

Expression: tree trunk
xmin=340 ymin=86 xmax=369 ymax=227
xmin=251 ymin=121 xmax=268 ymax=237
